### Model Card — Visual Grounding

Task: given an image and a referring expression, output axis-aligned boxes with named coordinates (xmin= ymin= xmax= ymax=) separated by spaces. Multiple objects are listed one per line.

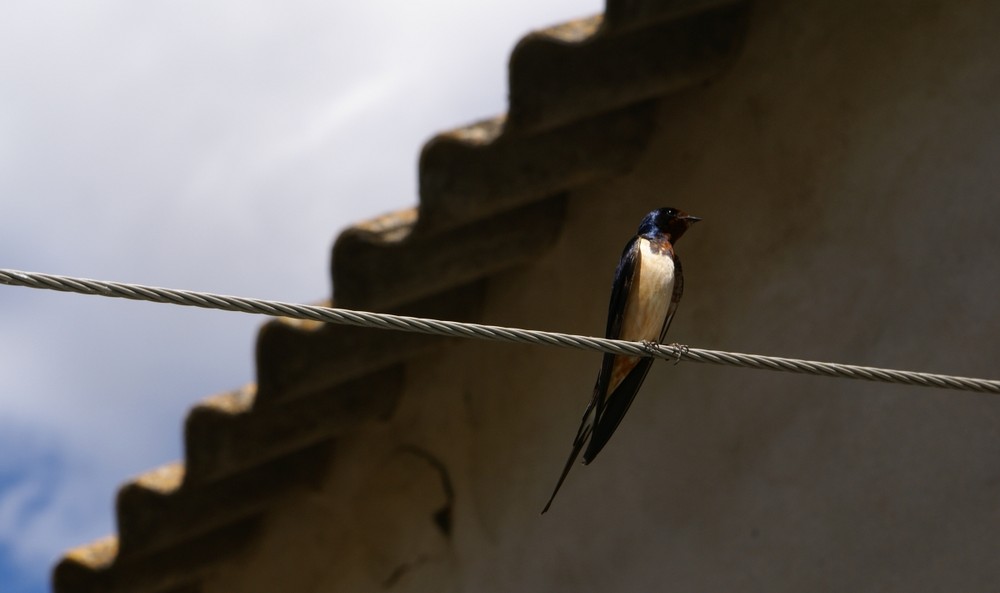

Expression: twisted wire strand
xmin=2 ymin=267 xmax=998 ymax=394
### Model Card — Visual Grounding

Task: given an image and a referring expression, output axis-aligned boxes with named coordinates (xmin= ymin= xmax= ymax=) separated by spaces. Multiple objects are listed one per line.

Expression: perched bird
xmin=542 ymin=207 xmax=701 ymax=513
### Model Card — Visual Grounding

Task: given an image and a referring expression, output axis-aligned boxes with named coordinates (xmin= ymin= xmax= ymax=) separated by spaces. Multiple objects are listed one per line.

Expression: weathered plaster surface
xmin=206 ymin=0 xmax=1000 ymax=590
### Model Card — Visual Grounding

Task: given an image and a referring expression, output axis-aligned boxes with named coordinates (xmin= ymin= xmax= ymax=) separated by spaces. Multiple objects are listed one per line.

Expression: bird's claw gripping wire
xmin=667 ymin=342 xmax=689 ymax=365
xmin=640 ymin=341 xmax=687 ymax=365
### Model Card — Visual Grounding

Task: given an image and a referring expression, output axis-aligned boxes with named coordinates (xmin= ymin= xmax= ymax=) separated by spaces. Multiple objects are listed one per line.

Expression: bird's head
xmin=638 ymin=207 xmax=702 ymax=242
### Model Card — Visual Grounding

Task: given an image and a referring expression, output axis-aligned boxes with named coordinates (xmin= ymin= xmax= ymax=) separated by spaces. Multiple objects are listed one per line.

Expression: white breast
xmin=620 ymin=238 xmax=675 ymax=344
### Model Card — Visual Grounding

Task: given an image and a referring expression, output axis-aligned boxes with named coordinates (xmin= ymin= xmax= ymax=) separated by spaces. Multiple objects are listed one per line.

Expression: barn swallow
xmin=542 ymin=207 xmax=700 ymax=513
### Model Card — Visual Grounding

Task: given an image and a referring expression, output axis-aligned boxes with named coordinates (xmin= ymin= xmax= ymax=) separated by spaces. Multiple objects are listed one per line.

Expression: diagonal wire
xmin=1 ymin=267 xmax=998 ymax=394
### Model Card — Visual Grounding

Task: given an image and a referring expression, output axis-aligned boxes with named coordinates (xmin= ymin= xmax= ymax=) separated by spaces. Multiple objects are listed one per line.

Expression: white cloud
xmin=0 ymin=0 xmax=601 ymax=591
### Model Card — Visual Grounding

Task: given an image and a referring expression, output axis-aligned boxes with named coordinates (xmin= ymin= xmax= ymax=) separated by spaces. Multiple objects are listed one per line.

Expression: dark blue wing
xmin=541 ymin=237 xmax=640 ymax=513
xmin=605 ymin=236 xmax=642 ymax=338
xmin=583 ymin=249 xmax=683 ymax=463
xmin=592 ymin=236 xmax=642 ymax=403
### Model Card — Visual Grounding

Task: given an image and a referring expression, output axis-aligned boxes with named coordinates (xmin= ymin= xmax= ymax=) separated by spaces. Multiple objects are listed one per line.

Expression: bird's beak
xmin=683 ymin=215 xmax=702 ymax=223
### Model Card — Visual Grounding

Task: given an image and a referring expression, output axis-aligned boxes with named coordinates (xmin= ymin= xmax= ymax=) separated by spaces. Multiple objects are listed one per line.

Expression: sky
xmin=0 ymin=1 xmax=601 ymax=591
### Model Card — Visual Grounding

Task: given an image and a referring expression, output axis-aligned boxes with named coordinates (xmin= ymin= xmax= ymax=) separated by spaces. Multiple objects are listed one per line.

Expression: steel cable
xmin=2 ymin=267 xmax=997 ymax=394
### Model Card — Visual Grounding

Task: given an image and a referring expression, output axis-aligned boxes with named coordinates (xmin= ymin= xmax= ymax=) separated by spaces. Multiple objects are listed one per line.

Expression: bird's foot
xmin=640 ymin=340 xmax=660 ymax=356
xmin=667 ymin=342 xmax=689 ymax=365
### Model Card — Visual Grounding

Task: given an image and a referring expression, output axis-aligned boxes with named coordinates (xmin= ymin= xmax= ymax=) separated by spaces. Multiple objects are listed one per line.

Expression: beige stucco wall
xmin=205 ymin=0 xmax=1000 ymax=590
